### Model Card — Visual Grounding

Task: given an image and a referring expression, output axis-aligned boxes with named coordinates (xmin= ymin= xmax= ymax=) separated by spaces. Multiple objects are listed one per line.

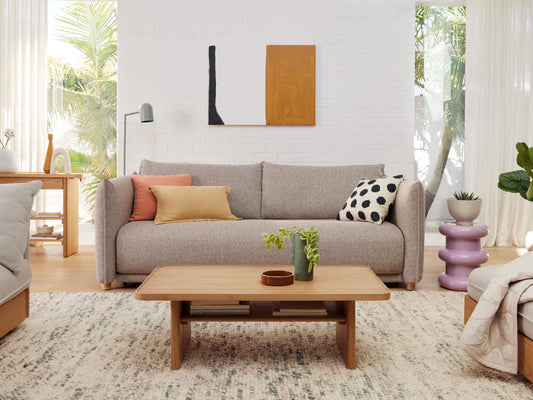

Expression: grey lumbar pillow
xmin=0 ymin=181 xmax=42 ymax=274
xmin=337 ymin=175 xmax=404 ymax=224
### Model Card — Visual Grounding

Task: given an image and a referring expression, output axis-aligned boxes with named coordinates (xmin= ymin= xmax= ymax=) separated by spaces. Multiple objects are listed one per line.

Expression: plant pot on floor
xmin=447 ymin=198 xmax=482 ymax=226
xmin=0 ymin=149 xmax=18 ymax=173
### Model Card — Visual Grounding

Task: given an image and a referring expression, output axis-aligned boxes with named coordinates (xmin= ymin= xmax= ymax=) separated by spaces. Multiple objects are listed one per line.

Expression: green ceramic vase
xmin=290 ymin=233 xmax=313 ymax=281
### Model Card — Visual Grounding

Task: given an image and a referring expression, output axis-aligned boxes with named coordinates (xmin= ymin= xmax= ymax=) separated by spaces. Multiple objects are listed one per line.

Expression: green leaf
xmin=498 ymin=170 xmax=530 ymax=199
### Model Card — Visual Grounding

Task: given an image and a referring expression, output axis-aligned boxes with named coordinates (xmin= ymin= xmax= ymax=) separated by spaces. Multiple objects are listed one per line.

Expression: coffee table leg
xmin=336 ymin=300 xmax=356 ymax=369
xmin=170 ymin=301 xmax=191 ymax=370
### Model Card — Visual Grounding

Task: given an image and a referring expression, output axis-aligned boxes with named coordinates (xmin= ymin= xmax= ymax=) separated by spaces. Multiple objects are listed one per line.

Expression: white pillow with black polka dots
xmin=336 ymin=175 xmax=404 ymax=224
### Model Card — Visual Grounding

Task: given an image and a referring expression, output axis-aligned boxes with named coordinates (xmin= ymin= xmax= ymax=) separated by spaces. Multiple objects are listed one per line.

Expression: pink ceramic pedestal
xmin=438 ymin=222 xmax=489 ymax=291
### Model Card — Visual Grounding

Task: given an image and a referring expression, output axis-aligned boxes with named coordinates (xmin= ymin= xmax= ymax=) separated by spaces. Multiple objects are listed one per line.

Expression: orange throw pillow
xmin=130 ymin=174 xmax=191 ymax=221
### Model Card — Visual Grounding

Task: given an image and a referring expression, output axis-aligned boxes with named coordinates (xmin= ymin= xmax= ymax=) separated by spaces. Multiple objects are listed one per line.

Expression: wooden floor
xmin=28 ymin=243 xmax=527 ymax=293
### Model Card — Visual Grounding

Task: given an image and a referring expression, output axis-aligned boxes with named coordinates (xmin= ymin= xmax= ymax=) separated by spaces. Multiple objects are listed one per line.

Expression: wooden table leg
xmin=63 ymin=177 xmax=79 ymax=257
xmin=170 ymin=301 xmax=191 ymax=370
xmin=336 ymin=300 xmax=356 ymax=369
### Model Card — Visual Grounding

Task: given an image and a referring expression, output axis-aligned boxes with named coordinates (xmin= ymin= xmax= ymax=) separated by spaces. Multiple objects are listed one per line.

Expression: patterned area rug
xmin=1 ymin=292 xmax=532 ymax=400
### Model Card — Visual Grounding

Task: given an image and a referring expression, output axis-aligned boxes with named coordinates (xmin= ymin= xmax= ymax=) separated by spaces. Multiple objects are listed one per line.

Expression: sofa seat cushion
xmin=0 ymin=264 xmax=31 ymax=306
xmin=139 ymin=160 xmax=262 ymax=219
xmin=468 ymin=264 xmax=533 ymax=340
xmin=261 ymin=162 xmax=385 ymax=219
xmin=116 ymin=219 xmax=404 ymax=276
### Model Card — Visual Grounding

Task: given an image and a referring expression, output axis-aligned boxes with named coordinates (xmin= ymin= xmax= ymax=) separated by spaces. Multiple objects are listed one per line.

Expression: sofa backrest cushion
xmin=139 ymin=160 xmax=262 ymax=219
xmin=261 ymin=162 xmax=385 ymax=219
xmin=0 ymin=180 xmax=41 ymax=274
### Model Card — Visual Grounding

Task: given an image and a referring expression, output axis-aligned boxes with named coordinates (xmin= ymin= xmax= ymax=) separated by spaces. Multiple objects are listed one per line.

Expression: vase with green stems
xmin=261 ymin=226 xmax=319 ymax=281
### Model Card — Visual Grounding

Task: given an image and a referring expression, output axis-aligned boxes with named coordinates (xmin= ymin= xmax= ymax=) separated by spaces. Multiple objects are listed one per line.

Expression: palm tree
xmin=415 ymin=6 xmax=466 ymax=216
xmin=48 ymin=1 xmax=117 ymax=215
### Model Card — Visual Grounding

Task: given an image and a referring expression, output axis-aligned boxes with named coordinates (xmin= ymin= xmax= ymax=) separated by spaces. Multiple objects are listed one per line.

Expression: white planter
xmin=0 ymin=149 xmax=18 ymax=173
xmin=447 ymin=198 xmax=482 ymax=226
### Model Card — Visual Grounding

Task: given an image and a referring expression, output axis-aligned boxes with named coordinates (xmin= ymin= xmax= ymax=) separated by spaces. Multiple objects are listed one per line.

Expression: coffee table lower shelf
xmin=171 ymin=300 xmax=356 ymax=370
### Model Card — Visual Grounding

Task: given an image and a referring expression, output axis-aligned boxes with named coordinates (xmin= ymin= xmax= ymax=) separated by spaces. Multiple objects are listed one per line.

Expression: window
xmin=415 ymin=5 xmax=466 ymax=221
xmin=48 ymin=0 xmax=117 ymax=219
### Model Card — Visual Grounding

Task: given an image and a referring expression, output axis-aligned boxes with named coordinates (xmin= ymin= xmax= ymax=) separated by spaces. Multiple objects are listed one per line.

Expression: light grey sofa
xmin=96 ymin=161 xmax=425 ymax=290
xmin=0 ymin=181 xmax=41 ymax=338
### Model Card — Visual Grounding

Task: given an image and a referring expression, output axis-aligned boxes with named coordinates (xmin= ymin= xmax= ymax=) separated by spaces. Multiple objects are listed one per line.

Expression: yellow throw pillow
xmin=150 ymin=185 xmax=239 ymax=224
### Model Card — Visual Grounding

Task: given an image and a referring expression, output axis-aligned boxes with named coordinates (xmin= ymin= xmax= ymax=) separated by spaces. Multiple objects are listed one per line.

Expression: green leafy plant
xmin=261 ymin=226 xmax=320 ymax=273
xmin=498 ymin=142 xmax=533 ymax=201
xmin=452 ymin=191 xmax=479 ymax=200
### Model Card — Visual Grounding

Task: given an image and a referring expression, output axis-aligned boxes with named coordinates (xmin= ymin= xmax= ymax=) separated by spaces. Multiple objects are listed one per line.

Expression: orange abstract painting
xmin=266 ymin=45 xmax=315 ymax=126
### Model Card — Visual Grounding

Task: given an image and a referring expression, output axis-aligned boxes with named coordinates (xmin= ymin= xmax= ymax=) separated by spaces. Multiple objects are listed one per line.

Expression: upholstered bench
xmin=464 ymin=264 xmax=533 ymax=382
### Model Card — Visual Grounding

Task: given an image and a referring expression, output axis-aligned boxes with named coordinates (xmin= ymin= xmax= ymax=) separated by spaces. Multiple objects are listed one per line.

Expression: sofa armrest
xmin=95 ymin=175 xmax=134 ymax=284
xmin=389 ymin=180 xmax=425 ymax=285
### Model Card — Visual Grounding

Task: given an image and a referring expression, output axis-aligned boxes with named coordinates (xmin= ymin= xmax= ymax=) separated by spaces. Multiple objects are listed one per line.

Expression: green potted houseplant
xmin=262 ymin=226 xmax=319 ymax=281
xmin=498 ymin=142 xmax=533 ymax=201
xmin=447 ymin=191 xmax=482 ymax=226
xmin=498 ymin=142 xmax=533 ymax=250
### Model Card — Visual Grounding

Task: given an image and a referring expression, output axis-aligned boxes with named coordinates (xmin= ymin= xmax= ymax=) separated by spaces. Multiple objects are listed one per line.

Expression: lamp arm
xmin=123 ymin=111 xmax=139 ymax=175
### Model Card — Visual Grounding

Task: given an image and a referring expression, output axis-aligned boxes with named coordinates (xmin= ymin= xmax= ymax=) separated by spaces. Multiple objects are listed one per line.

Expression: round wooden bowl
xmin=261 ymin=270 xmax=294 ymax=286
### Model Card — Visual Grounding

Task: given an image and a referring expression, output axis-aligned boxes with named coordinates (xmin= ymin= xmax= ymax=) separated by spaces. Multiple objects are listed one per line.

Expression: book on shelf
xmin=189 ymin=309 xmax=250 ymax=316
xmin=272 ymin=301 xmax=328 ymax=317
xmin=189 ymin=300 xmax=250 ymax=316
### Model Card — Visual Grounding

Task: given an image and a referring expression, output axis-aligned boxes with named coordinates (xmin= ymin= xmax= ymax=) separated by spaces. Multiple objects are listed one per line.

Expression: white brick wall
xmin=118 ymin=0 xmax=415 ymax=177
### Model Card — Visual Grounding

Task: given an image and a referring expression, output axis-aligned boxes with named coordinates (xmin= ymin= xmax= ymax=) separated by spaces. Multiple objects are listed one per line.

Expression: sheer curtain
xmin=465 ymin=0 xmax=533 ymax=246
xmin=0 ymin=0 xmax=47 ymax=172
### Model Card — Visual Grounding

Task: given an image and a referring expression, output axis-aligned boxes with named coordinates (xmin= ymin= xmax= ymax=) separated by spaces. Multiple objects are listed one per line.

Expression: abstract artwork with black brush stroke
xmin=208 ymin=45 xmax=224 ymax=125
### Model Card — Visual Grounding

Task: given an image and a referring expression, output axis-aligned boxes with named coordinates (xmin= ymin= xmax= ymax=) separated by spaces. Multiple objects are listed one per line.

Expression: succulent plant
xmin=452 ymin=191 xmax=480 ymax=201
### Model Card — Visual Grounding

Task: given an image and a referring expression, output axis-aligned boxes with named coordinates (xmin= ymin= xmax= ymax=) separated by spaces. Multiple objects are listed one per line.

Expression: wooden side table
xmin=438 ymin=222 xmax=489 ymax=291
xmin=0 ymin=173 xmax=83 ymax=257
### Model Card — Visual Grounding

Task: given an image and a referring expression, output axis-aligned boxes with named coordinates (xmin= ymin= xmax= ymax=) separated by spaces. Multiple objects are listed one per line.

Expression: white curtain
xmin=465 ymin=0 xmax=533 ymax=247
xmin=0 ymin=0 xmax=47 ymax=172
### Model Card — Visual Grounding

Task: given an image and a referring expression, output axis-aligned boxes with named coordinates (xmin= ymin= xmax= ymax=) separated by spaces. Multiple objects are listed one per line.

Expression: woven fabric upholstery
xmin=261 ymin=162 xmax=385 ymax=219
xmin=139 ymin=160 xmax=262 ymax=219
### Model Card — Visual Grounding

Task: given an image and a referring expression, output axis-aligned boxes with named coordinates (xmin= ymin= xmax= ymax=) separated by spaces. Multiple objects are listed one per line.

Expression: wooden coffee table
xmin=135 ymin=265 xmax=390 ymax=370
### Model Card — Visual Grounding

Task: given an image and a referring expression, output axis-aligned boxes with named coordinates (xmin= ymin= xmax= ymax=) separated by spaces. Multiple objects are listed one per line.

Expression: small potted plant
xmin=447 ymin=191 xmax=482 ymax=226
xmin=0 ymin=128 xmax=17 ymax=173
xmin=262 ymin=226 xmax=319 ymax=281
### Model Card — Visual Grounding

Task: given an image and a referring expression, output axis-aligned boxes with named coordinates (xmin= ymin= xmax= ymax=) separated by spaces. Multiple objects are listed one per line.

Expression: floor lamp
xmin=123 ymin=103 xmax=154 ymax=175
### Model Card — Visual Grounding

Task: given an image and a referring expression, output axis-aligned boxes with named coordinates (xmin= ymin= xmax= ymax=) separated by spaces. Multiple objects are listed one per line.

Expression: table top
xmin=0 ymin=172 xmax=83 ymax=179
xmin=135 ymin=265 xmax=390 ymax=302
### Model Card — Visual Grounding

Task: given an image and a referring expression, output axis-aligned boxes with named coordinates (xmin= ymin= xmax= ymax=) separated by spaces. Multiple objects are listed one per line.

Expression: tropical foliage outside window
xmin=415 ymin=6 xmax=466 ymax=217
xmin=48 ymin=1 xmax=117 ymax=215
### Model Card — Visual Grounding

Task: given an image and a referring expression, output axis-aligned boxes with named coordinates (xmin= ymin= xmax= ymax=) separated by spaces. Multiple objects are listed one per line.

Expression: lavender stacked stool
xmin=438 ymin=222 xmax=489 ymax=291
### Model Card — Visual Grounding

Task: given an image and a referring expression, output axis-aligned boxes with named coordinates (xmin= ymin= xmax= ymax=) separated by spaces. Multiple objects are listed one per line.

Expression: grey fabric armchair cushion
xmin=261 ymin=162 xmax=385 ymax=219
xmin=139 ymin=160 xmax=262 ymax=219
xmin=0 ymin=180 xmax=41 ymax=304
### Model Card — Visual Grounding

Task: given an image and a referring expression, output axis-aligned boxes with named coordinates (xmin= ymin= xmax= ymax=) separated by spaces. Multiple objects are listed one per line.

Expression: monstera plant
xmin=498 ymin=142 xmax=533 ymax=201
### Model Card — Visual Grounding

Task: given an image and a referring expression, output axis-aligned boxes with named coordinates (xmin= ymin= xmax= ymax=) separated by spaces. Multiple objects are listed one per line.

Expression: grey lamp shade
xmin=139 ymin=103 xmax=154 ymax=123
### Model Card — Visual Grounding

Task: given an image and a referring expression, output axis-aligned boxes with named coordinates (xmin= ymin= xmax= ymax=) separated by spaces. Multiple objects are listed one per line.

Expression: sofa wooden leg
xmin=101 ymin=283 xmax=112 ymax=290
xmin=406 ymin=283 xmax=416 ymax=291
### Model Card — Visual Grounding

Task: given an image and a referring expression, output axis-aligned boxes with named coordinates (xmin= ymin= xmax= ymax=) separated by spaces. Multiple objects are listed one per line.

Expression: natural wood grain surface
xmin=0 ymin=289 xmax=29 ymax=339
xmin=0 ymin=173 xmax=82 ymax=257
xmin=135 ymin=265 xmax=390 ymax=301
xmin=265 ymin=45 xmax=315 ymax=126
xmin=28 ymin=245 xmax=525 ymax=293
xmin=336 ymin=301 xmax=356 ymax=369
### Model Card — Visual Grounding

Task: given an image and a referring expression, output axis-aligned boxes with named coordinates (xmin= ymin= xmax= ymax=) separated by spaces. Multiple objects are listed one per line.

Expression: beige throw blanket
xmin=460 ymin=252 xmax=533 ymax=374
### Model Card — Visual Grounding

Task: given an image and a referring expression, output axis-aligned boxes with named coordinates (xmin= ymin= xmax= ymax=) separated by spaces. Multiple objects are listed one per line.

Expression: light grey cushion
xmin=261 ymin=162 xmax=385 ymax=219
xmin=0 ymin=181 xmax=41 ymax=305
xmin=139 ymin=160 xmax=263 ymax=219
xmin=116 ymin=219 xmax=404 ymax=276
xmin=0 ymin=181 xmax=41 ymax=274
xmin=468 ymin=264 xmax=533 ymax=340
